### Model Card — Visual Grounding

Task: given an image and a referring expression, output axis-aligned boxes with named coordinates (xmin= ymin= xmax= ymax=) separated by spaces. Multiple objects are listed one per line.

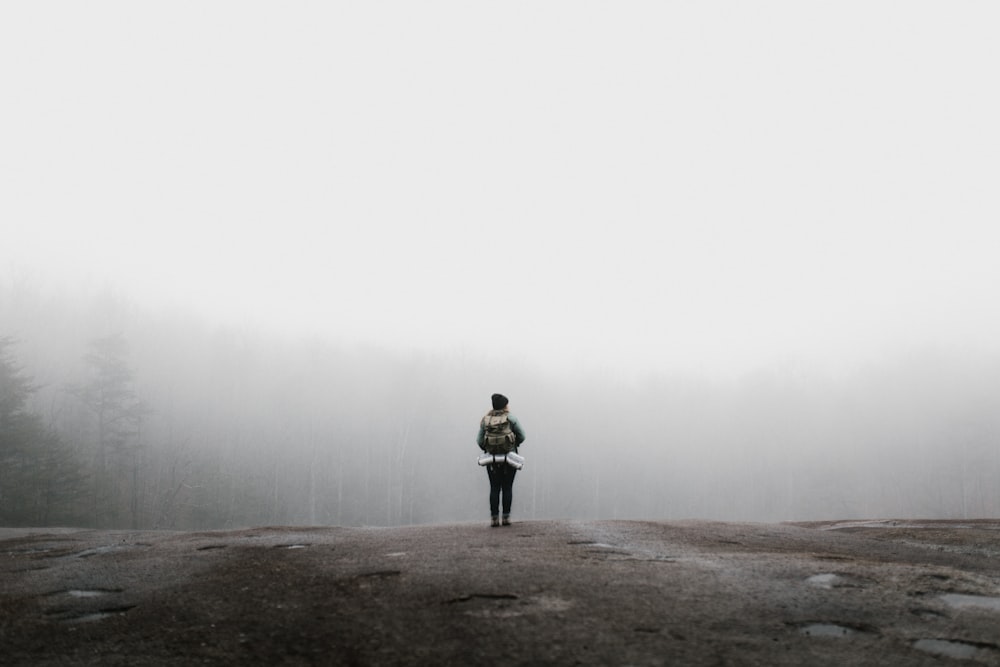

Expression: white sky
xmin=2 ymin=2 xmax=999 ymax=377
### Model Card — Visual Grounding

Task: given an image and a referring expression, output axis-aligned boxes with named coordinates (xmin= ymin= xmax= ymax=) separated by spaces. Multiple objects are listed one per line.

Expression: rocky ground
xmin=2 ymin=519 xmax=1000 ymax=665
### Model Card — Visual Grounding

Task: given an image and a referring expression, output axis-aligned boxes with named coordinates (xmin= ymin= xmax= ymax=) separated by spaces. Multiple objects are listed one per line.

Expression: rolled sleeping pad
xmin=477 ymin=452 xmax=525 ymax=469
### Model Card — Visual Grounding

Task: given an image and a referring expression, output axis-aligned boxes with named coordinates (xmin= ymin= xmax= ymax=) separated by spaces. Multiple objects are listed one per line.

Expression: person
xmin=477 ymin=393 xmax=526 ymax=527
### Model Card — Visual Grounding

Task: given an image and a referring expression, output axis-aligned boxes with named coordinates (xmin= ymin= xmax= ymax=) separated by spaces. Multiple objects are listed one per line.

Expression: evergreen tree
xmin=0 ymin=337 xmax=86 ymax=525
xmin=70 ymin=334 xmax=148 ymax=527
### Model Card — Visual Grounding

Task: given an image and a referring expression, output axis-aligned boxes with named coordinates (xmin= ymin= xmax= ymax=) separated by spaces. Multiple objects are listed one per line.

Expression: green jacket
xmin=477 ymin=410 xmax=526 ymax=452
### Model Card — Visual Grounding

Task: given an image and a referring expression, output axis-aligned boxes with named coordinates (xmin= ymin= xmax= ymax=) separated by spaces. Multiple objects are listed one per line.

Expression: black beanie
xmin=491 ymin=393 xmax=508 ymax=410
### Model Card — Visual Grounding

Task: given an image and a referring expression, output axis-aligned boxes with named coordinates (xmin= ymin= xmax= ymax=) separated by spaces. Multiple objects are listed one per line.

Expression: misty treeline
xmin=2 ymin=280 xmax=1000 ymax=529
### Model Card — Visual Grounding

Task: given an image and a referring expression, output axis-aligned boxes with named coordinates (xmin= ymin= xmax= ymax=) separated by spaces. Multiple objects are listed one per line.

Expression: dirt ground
xmin=2 ymin=519 xmax=1000 ymax=665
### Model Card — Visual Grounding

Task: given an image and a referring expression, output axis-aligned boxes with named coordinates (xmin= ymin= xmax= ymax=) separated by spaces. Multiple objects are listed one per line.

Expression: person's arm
xmin=508 ymin=414 xmax=526 ymax=446
xmin=476 ymin=419 xmax=486 ymax=451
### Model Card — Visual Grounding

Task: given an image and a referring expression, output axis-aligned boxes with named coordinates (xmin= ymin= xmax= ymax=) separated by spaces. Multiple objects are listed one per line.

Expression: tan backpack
xmin=482 ymin=410 xmax=516 ymax=454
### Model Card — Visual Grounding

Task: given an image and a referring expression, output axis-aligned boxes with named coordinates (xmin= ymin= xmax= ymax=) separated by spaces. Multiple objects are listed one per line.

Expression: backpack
xmin=482 ymin=410 xmax=516 ymax=454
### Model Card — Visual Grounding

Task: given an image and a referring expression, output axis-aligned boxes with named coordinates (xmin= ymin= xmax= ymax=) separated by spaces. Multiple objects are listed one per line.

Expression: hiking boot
xmin=491 ymin=516 xmax=500 ymax=528
xmin=502 ymin=515 xmax=511 ymax=527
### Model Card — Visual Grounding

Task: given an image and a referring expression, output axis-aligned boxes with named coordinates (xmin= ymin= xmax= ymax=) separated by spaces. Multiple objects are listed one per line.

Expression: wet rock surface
xmin=2 ymin=519 xmax=1000 ymax=665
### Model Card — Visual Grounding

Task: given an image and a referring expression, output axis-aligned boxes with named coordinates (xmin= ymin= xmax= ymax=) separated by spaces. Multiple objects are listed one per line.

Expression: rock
xmin=3 ymin=520 xmax=1000 ymax=665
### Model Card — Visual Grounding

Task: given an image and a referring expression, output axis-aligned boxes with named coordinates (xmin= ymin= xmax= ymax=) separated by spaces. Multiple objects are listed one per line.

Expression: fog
xmin=3 ymin=284 xmax=999 ymax=528
xmin=2 ymin=3 xmax=1000 ymax=528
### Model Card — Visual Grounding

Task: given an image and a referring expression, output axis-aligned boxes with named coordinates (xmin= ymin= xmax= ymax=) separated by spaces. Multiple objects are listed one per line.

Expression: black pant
xmin=486 ymin=463 xmax=517 ymax=516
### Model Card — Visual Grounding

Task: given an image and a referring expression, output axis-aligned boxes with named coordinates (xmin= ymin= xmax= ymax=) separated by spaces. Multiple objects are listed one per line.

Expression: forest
xmin=2 ymin=279 xmax=999 ymax=530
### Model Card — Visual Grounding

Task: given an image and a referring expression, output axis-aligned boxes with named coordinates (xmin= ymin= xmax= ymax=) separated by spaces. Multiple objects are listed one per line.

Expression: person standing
xmin=477 ymin=393 xmax=526 ymax=527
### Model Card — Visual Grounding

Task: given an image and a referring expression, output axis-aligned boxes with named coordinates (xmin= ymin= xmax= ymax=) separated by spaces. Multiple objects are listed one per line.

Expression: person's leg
xmin=486 ymin=464 xmax=502 ymax=525
xmin=501 ymin=466 xmax=517 ymax=524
